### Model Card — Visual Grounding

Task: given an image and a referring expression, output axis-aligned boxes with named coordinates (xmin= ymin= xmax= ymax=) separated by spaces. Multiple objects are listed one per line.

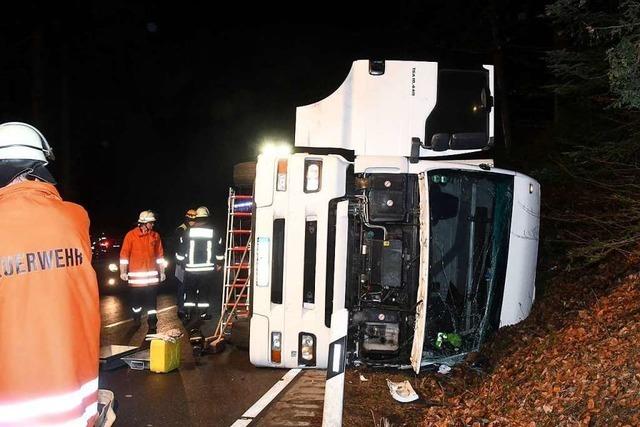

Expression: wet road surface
xmin=99 ymin=289 xmax=284 ymax=426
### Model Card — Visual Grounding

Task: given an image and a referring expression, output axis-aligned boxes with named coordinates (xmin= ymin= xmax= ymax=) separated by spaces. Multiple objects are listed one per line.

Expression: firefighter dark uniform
xmin=0 ymin=122 xmax=100 ymax=426
xmin=120 ymin=211 xmax=165 ymax=330
xmin=174 ymin=209 xmax=196 ymax=318
xmin=178 ymin=208 xmax=223 ymax=322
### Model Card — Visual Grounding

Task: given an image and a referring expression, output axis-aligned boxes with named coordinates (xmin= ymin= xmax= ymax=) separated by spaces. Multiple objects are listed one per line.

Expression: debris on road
xmin=386 ymin=379 xmax=419 ymax=403
xmin=437 ymin=364 xmax=451 ymax=375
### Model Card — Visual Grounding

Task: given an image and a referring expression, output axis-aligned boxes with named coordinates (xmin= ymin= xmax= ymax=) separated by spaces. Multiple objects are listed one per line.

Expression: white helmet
xmin=0 ymin=122 xmax=54 ymax=162
xmin=138 ymin=210 xmax=156 ymax=224
xmin=0 ymin=122 xmax=55 ymax=186
xmin=195 ymin=206 xmax=210 ymax=218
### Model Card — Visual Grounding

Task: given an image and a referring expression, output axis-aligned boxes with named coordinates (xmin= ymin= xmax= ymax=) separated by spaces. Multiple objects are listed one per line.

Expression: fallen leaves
xmin=343 ymin=264 xmax=640 ymax=426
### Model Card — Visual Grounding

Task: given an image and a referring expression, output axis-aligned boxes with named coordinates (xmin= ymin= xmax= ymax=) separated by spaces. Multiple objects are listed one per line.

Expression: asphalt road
xmin=253 ymin=370 xmax=326 ymax=426
xmin=99 ymin=289 xmax=284 ymax=427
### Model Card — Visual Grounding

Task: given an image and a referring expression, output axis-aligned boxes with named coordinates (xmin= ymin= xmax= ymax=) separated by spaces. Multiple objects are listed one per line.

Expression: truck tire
xmin=233 ymin=162 xmax=256 ymax=187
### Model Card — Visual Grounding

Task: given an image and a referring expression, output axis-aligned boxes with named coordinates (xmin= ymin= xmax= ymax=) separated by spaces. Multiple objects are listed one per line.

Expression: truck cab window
xmin=425 ymin=69 xmax=492 ymax=151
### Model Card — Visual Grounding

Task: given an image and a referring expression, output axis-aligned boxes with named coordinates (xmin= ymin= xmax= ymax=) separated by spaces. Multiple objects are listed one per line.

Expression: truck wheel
xmin=233 ymin=162 xmax=256 ymax=187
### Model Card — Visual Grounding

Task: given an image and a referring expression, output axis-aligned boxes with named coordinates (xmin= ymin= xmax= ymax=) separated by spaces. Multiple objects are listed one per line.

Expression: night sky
xmin=2 ymin=1 xmax=551 ymax=238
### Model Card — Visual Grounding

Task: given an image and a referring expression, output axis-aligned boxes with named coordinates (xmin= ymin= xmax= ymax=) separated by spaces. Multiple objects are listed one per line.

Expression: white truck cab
xmin=249 ymin=60 xmax=540 ymax=374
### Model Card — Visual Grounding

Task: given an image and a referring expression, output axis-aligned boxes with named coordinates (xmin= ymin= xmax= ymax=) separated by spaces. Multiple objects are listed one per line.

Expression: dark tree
xmin=543 ymin=0 xmax=640 ymax=267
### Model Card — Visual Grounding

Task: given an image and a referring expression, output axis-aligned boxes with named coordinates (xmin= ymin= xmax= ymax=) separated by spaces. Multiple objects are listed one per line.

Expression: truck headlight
xmin=271 ymin=332 xmax=282 ymax=363
xmin=108 ymin=263 xmax=118 ymax=272
xmin=304 ymin=160 xmax=322 ymax=193
xmin=298 ymin=332 xmax=316 ymax=365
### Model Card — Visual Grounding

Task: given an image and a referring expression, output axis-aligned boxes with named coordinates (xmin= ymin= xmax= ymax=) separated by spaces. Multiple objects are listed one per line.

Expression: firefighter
xmin=178 ymin=206 xmax=223 ymax=344
xmin=177 ymin=209 xmax=197 ymax=234
xmin=120 ymin=210 xmax=165 ymax=333
xmin=0 ymin=122 xmax=100 ymax=426
xmin=174 ymin=208 xmax=196 ymax=319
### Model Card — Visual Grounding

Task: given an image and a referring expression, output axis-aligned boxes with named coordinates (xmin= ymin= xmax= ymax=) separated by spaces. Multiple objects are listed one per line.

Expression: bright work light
xmin=260 ymin=140 xmax=291 ymax=157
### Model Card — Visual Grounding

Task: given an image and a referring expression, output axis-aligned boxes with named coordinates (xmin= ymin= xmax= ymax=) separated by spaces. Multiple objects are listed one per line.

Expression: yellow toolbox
xmin=150 ymin=339 xmax=181 ymax=373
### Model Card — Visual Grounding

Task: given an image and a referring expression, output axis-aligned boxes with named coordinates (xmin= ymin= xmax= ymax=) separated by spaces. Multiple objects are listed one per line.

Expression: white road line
xmin=230 ymin=368 xmax=302 ymax=426
xmin=103 ymin=305 xmax=177 ymax=329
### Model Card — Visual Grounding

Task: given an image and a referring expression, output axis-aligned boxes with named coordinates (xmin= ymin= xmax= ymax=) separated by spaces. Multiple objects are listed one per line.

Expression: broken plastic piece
xmin=386 ymin=379 xmax=419 ymax=403
xmin=437 ymin=364 xmax=451 ymax=374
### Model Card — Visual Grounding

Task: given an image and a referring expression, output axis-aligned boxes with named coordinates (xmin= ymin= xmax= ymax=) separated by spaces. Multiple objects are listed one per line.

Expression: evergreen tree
xmin=542 ymin=0 xmax=640 ymax=268
xmin=546 ymin=0 xmax=640 ymax=109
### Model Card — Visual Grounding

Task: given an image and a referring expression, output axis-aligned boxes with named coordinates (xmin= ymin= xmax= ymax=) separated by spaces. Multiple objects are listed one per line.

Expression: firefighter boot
xmin=147 ymin=311 xmax=158 ymax=334
xmin=133 ymin=312 xmax=142 ymax=327
xmin=147 ymin=321 xmax=157 ymax=335
xmin=189 ymin=328 xmax=204 ymax=357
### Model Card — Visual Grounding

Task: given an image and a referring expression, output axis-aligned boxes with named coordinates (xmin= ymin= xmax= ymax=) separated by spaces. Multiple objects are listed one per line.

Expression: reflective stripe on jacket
xmin=179 ymin=224 xmax=223 ymax=273
xmin=0 ymin=181 xmax=100 ymax=426
xmin=174 ymin=224 xmax=188 ymax=264
xmin=120 ymin=227 xmax=164 ymax=287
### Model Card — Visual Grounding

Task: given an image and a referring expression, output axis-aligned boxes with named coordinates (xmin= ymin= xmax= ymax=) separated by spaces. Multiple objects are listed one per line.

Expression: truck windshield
xmin=424 ymin=169 xmax=513 ymax=361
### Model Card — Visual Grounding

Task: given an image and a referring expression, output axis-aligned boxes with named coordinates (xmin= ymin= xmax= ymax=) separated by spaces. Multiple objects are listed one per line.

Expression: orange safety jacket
xmin=0 ymin=181 xmax=100 ymax=427
xmin=120 ymin=227 xmax=164 ymax=287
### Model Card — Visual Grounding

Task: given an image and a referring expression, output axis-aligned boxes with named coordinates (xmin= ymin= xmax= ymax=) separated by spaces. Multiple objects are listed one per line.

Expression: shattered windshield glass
xmin=424 ymin=170 xmax=514 ymax=362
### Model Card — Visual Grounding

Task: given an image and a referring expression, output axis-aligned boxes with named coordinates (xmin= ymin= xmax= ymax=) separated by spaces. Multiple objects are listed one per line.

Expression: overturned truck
xmin=249 ymin=60 xmax=540 ymax=374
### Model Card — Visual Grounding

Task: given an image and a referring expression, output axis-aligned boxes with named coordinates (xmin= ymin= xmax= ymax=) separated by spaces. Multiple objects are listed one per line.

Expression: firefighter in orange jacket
xmin=120 ymin=210 xmax=165 ymax=332
xmin=0 ymin=122 xmax=100 ymax=426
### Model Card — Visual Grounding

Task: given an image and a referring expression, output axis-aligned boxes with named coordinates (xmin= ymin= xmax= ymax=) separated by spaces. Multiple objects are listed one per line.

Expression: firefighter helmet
xmin=0 ymin=122 xmax=54 ymax=162
xmin=138 ymin=210 xmax=156 ymax=224
xmin=195 ymin=206 xmax=210 ymax=218
xmin=0 ymin=122 xmax=56 ymax=186
xmin=185 ymin=209 xmax=197 ymax=220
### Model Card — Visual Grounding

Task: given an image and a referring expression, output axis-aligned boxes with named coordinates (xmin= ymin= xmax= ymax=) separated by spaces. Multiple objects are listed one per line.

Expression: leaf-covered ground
xmin=343 ymin=256 xmax=640 ymax=426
